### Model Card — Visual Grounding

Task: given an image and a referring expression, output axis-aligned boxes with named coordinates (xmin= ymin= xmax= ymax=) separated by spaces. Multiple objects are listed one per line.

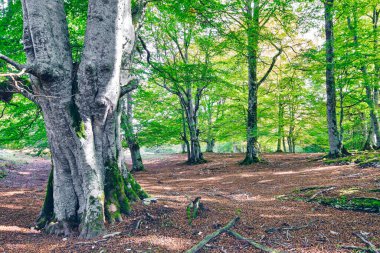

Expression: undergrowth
xmin=323 ymin=151 xmax=380 ymax=168
xmin=277 ymin=186 xmax=380 ymax=213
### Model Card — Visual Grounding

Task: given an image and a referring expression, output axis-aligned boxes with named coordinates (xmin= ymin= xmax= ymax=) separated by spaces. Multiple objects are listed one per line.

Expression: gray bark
xmin=347 ymin=13 xmax=380 ymax=150
xmin=122 ymin=93 xmax=144 ymax=172
xmin=241 ymin=0 xmax=282 ymax=164
xmin=242 ymin=0 xmax=260 ymax=164
xmin=8 ymin=0 xmax=148 ymax=238
xmin=324 ymin=0 xmax=344 ymax=157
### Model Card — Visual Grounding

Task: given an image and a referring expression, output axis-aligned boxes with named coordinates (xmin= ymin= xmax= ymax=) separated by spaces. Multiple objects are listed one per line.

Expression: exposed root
xmin=45 ymin=220 xmax=77 ymax=236
xmin=239 ymin=155 xmax=260 ymax=165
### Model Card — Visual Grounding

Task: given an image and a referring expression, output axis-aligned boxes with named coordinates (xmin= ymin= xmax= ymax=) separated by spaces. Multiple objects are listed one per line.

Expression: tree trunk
xmin=241 ymin=0 xmax=260 ymax=164
xmin=181 ymin=106 xmax=191 ymax=160
xmin=347 ymin=12 xmax=379 ymax=150
xmin=206 ymin=139 xmax=215 ymax=153
xmin=276 ymin=100 xmax=284 ymax=153
xmin=122 ymin=93 xmax=144 ymax=172
xmin=324 ymin=0 xmax=344 ymax=158
xmin=373 ymin=7 xmax=380 ymax=147
xmin=186 ymin=106 xmax=204 ymax=164
xmin=18 ymin=0 xmax=147 ymax=238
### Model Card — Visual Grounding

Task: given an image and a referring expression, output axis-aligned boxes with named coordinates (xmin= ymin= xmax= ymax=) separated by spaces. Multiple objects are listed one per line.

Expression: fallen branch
xmin=307 ymin=187 xmax=336 ymax=202
xmin=185 ymin=216 xmax=240 ymax=253
xmin=228 ymin=229 xmax=286 ymax=253
xmin=340 ymin=245 xmax=379 ymax=252
xmin=354 ymin=232 xmax=380 ymax=253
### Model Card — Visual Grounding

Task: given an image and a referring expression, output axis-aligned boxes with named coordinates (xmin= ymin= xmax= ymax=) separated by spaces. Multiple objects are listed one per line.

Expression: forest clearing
xmin=1 ymin=0 xmax=380 ymax=252
xmin=1 ymin=151 xmax=380 ymax=252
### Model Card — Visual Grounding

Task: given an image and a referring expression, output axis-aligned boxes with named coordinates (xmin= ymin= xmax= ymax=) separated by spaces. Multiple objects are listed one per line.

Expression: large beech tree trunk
xmin=324 ymin=0 xmax=345 ymax=158
xmin=13 ymin=0 xmax=147 ymax=238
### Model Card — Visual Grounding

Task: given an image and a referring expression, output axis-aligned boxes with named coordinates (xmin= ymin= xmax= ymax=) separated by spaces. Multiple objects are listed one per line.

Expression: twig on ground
xmin=265 ymin=220 xmax=313 ymax=234
xmin=339 ymin=245 xmax=378 ymax=252
xmin=102 ymin=232 xmax=121 ymax=239
xmin=75 ymin=239 xmax=108 ymax=245
xmin=354 ymin=232 xmax=380 ymax=253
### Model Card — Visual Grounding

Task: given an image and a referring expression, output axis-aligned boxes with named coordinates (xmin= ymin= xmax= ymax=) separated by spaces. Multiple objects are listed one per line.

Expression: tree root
xmin=186 ymin=217 xmax=284 ymax=253
xmin=239 ymin=156 xmax=260 ymax=165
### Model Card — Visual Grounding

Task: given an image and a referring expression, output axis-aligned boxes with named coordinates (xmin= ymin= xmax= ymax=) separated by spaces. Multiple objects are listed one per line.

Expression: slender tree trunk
xmin=205 ymin=101 xmax=215 ymax=152
xmin=373 ymin=7 xmax=380 ymax=147
xmin=324 ymin=0 xmax=344 ymax=158
xmin=242 ymin=0 xmax=260 ymax=164
xmin=347 ymin=12 xmax=379 ymax=150
xmin=181 ymin=105 xmax=191 ymax=160
xmin=18 ymin=0 xmax=147 ymax=238
xmin=276 ymin=100 xmax=284 ymax=152
xmin=122 ymin=93 xmax=144 ymax=172
xmin=185 ymin=104 xmax=204 ymax=164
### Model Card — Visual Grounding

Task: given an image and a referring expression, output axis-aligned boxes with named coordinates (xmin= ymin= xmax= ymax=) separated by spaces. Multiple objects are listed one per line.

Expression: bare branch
xmin=258 ymin=46 xmax=283 ymax=86
xmin=0 ymin=53 xmax=26 ymax=71
xmin=120 ymin=76 xmax=140 ymax=98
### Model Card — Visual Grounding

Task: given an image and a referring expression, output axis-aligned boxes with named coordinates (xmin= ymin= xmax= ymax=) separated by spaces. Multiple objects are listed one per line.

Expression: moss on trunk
xmin=36 ymin=167 xmax=55 ymax=229
xmin=104 ymin=161 xmax=148 ymax=223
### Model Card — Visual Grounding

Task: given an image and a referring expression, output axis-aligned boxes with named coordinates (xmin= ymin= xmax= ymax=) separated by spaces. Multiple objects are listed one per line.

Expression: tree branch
xmin=258 ymin=46 xmax=283 ymax=86
xmin=120 ymin=76 xmax=140 ymax=98
xmin=0 ymin=54 xmax=26 ymax=71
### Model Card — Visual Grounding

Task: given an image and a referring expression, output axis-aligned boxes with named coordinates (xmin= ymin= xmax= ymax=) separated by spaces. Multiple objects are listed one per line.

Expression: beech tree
xmin=324 ymin=0 xmax=346 ymax=157
xmin=0 ymin=0 xmax=147 ymax=238
xmin=122 ymin=93 xmax=144 ymax=172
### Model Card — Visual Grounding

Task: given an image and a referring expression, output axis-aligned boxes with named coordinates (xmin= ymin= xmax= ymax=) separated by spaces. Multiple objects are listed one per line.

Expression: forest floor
xmin=0 ymin=151 xmax=380 ymax=253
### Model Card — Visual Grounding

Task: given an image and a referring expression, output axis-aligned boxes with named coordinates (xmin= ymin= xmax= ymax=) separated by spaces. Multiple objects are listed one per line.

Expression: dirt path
xmin=0 ymin=152 xmax=379 ymax=252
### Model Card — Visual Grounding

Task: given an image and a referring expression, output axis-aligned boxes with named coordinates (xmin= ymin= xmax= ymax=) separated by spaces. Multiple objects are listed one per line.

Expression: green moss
xmin=282 ymin=185 xmax=380 ymax=213
xmin=104 ymin=160 xmax=148 ymax=223
xmin=0 ymin=169 xmax=7 ymax=179
xmin=125 ymin=173 xmax=149 ymax=200
xmin=69 ymin=102 xmax=86 ymax=139
xmin=318 ymin=196 xmax=380 ymax=213
xmin=324 ymin=151 xmax=380 ymax=167
xmin=85 ymin=196 xmax=105 ymax=232
xmin=104 ymin=161 xmax=131 ymax=221
xmin=36 ymin=167 xmax=55 ymax=229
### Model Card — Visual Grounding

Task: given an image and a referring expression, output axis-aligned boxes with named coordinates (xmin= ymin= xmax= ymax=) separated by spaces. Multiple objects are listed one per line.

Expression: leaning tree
xmin=0 ymin=0 xmax=147 ymax=238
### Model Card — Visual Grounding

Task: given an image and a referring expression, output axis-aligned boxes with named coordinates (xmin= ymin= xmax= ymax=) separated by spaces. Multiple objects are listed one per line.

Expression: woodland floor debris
xmin=1 ymin=152 xmax=380 ymax=252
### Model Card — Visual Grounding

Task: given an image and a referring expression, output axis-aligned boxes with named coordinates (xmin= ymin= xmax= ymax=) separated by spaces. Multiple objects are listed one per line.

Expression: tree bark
xmin=276 ymin=100 xmax=284 ymax=153
xmin=14 ymin=0 xmax=147 ymax=238
xmin=347 ymin=12 xmax=379 ymax=150
xmin=241 ymin=0 xmax=260 ymax=164
xmin=184 ymin=101 xmax=204 ymax=164
xmin=324 ymin=0 xmax=344 ymax=158
xmin=373 ymin=7 xmax=380 ymax=147
xmin=122 ymin=93 xmax=144 ymax=172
